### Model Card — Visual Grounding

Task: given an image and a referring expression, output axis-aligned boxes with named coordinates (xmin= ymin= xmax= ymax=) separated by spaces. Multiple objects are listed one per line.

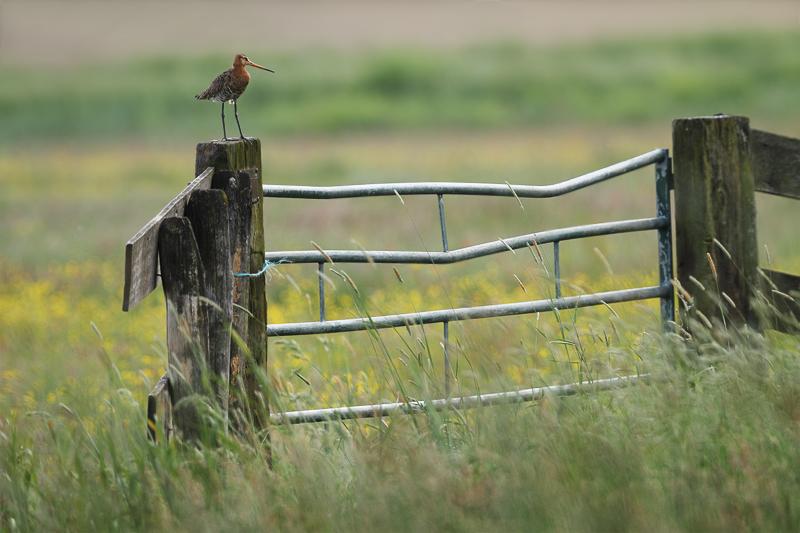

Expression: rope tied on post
xmin=234 ymin=258 xmax=287 ymax=279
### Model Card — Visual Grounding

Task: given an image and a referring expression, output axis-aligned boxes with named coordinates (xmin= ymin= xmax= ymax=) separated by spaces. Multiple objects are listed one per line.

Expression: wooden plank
xmin=672 ymin=115 xmax=759 ymax=328
xmin=159 ymin=216 xmax=209 ymax=441
xmin=147 ymin=374 xmax=173 ymax=442
xmin=122 ymin=167 xmax=214 ymax=311
xmin=185 ymin=189 xmax=233 ymax=414
xmin=246 ymin=167 xmax=269 ymax=430
xmin=761 ymin=268 xmax=800 ymax=334
xmin=763 ymin=268 xmax=800 ymax=296
xmin=217 ymin=172 xmax=252 ymax=396
xmin=752 ymin=129 xmax=800 ymax=200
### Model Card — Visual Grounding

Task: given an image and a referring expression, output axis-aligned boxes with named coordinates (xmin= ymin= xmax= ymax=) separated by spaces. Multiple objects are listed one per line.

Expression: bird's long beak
xmin=246 ymin=60 xmax=274 ymax=73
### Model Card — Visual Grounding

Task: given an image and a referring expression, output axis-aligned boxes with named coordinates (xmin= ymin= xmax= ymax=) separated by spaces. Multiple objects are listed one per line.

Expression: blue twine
xmin=234 ymin=258 xmax=287 ymax=278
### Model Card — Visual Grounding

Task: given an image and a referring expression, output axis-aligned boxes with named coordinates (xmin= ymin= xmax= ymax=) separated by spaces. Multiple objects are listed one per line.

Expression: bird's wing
xmin=195 ymin=69 xmax=232 ymax=100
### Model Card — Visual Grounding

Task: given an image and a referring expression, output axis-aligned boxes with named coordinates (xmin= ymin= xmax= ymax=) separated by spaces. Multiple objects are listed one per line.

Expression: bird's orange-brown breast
xmin=195 ymin=66 xmax=251 ymax=102
xmin=230 ymin=65 xmax=251 ymax=96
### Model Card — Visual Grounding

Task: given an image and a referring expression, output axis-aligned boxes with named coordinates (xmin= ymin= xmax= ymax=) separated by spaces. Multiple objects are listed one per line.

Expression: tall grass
xmin=3 ymin=250 xmax=800 ymax=531
xmin=3 ymin=326 xmax=800 ymax=531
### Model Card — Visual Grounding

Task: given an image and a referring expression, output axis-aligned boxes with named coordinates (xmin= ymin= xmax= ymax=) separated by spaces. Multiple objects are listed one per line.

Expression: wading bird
xmin=195 ymin=54 xmax=274 ymax=140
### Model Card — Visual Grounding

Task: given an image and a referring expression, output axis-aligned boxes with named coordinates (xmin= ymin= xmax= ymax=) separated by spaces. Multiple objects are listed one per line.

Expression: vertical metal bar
xmin=553 ymin=240 xmax=561 ymax=299
xmin=438 ymin=194 xmax=451 ymax=396
xmin=318 ymin=262 xmax=326 ymax=322
xmin=656 ymin=153 xmax=675 ymax=329
xmin=437 ymin=194 xmax=449 ymax=252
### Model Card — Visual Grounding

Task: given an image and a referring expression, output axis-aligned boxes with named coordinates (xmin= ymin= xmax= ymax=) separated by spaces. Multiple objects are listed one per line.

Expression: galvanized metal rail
xmin=270 ymin=374 xmax=648 ymax=424
xmin=262 ymin=149 xmax=675 ymax=424
xmin=267 ymin=285 xmax=670 ymax=337
xmin=263 ymin=149 xmax=665 ymax=199
xmin=263 ymin=217 xmax=667 ymax=265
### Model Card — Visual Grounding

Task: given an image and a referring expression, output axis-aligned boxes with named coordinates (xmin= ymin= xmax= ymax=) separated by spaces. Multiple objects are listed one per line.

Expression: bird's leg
xmin=234 ymin=100 xmax=245 ymax=139
xmin=221 ymin=102 xmax=228 ymax=140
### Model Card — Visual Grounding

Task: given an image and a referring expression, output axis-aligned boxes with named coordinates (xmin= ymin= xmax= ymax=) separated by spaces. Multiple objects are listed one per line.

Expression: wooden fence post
xmin=184 ymin=190 xmax=232 ymax=414
xmin=195 ymin=139 xmax=268 ymax=425
xmin=159 ymin=217 xmax=210 ymax=440
xmin=672 ymin=115 xmax=759 ymax=328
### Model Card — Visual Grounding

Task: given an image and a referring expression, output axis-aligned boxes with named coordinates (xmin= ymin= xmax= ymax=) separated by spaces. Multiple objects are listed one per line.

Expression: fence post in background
xmin=672 ymin=115 xmax=759 ymax=329
xmin=195 ymin=139 xmax=268 ymax=425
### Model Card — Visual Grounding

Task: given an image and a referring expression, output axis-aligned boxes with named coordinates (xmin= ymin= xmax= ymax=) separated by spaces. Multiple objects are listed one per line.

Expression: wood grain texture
xmin=185 ymin=190 xmax=233 ymax=413
xmin=751 ymin=129 xmax=800 ymax=200
xmin=196 ymin=138 xmax=261 ymax=178
xmin=672 ymin=115 xmax=759 ymax=327
xmin=246 ymin=168 xmax=269 ymax=429
xmin=763 ymin=268 xmax=800 ymax=296
xmin=761 ymin=268 xmax=800 ymax=334
xmin=147 ymin=374 xmax=173 ymax=442
xmin=159 ymin=216 xmax=209 ymax=441
xmin=196 ymin=139 xmax=262 ymax=404
xmin=219 ymin=172 xmax=252 ymax=391
xmin=122 ymin=167 xmax=214 ymax=311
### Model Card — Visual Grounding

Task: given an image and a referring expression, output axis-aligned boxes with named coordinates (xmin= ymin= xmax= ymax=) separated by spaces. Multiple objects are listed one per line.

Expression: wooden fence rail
xmin=126 ymin=115 xmax=800 ymax=442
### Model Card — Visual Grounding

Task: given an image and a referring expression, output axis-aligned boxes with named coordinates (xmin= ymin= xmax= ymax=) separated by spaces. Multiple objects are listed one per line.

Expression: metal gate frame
xmin=262 ymin=149 xmax=674 ymax=424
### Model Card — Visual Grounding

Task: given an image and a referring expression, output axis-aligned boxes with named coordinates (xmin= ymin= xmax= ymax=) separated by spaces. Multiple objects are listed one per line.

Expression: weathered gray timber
xmin=750 ymin=129 xmax=800 ymax=332
xmin=672 ymin=115 xmax=759 ymax=327
xmin=195 ymin=139 xmax=267 ymax=422
xmin=763 ymin=269 xmax=800 ymax=299
xmin=147 ymin=374 xmax=173 ymax=441
xmin=123 ymin=167 xmax=214 ymax=311
xmin=217 ymin=172 xmax=251 ymax=391
xmin=751 ymin=129 xmax=800 ymax=200
xmin=159 ymin=217 xmax=210 ymax=440
xmin=184 ymin=190 xmax=232 ymax=413
xmin=246 ymin=170 xmax=269 ymax=428
xmin=761 ymin=268 xmax=800 ymax=333
xmin=196 ymin=138 xmax=261 ymax=178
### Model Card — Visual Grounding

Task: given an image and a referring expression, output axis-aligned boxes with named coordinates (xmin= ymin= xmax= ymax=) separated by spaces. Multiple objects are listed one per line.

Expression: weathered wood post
xmin=195 ymin=139 xmax=268 ymax=426
xmin=158 ymin=189 xmax=232 ymax=441
xmin=184 ymin=190 xmax=233 ymax=414
xmin=124 ymin=168 xmax=215 ymax=441
xmin=158 ymin=217 xmax=210 ymax=440
xmin=672 ymin=115 xmax=759 ymax=328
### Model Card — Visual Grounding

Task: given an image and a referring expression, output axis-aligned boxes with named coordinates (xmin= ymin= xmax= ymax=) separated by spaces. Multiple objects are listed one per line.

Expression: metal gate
xmin=262 ymin=149 xmax=674 ymax=424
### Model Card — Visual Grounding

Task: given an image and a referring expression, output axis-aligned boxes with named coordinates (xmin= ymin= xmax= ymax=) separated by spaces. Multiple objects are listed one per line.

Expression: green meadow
xmin=2 ymin=30 xmax=800 ymax=531
xmin=1 ymin=32 xmax=799 ymax=144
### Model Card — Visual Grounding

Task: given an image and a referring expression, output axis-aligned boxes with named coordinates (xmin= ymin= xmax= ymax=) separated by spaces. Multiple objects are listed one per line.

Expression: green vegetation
xmin=3 ymin=30 xmax=800 ymax=531
xmin=4 ymin=314 xmax=800 ymax=531
xmin=1 ymin=31 xmax=799 ymax=144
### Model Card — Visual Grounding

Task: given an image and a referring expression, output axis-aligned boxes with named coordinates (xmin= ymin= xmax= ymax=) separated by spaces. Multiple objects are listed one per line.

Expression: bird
xmin=195 ymin=54 xmax=274 ymax=140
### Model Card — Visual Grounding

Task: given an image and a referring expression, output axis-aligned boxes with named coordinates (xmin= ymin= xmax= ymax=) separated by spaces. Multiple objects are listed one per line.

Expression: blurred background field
xmin=3 ymin=33 xmax=800 ymax=143
xmin=2 ymin=2 xmax=800 ymax=529
xmin=2 ymin=0 xmax=800 ymax=413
